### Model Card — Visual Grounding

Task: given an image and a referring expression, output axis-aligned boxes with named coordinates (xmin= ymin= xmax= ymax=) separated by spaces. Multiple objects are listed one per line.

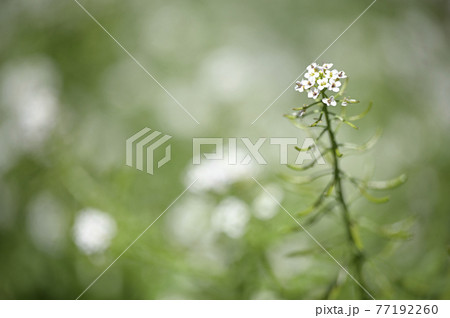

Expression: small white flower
xmin=322 ymin=96 xmax=337 ymax=106
xmin=323 ymin=69 xmax=333 ymax=79
xmin=322 ymin=63 xmax=333 ymax=70
xmin=337 ymin=70 xmax=347 ymax=79
xmin=306 ymin=63 xmax=319 ymax=73
xmin=317 ymin=78 xmax=329 ymax=90
xmin=304 ymin=77 xmax=315 ymax=89
xmin=306 ymin=69 xmax=320 ymax=78
xmin=308 ymin=87 xmax=320 ymax=99
xmin=329 ymin=79 xmax=341 ymax=92
xmin=295 ymin=80 xmax=306 ymax=92
xmin=295 ymin=78 xmax=314 ymax=92
xmin=329 ymin=69 xmax=339 ymax=79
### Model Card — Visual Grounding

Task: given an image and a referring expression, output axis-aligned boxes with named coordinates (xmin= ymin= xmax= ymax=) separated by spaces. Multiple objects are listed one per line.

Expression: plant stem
xmin=322 ymin=103 xmax=367 ymax=299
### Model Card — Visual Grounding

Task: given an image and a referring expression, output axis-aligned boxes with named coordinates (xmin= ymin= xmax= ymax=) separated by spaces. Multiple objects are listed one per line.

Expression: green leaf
xmin=295 ymin=182 xmax=334 ymax=217
xmin=359 ymin=217 xmax=414 ymax=241
xmin=348 ymin=102 xmax=372 ymax=121
xmin=342 ymin=119 xmax=358 ymax=129
xmin=286 ymin=248 xmax=318 ymax=257
xmin=341 ymin=128 xmax=382 ymax=151
xmin=350 ymin=224 xmax=364 ymax=251
xmin=289 ymin=119 xmax=309 ymax=130
xmin=295 ymin=145 xmax=314 ymax=152
xmin=300 ymin=201 xmax=336 ymax=226
xmin=296 ymin=205 xmax=316 ymax=217
xmin=359 ymin=187 xmax=390 ymax=203
xmin=381 ymin=218 xmax=414 ymax=240
xmin=333 ymin=115 xmax=359 ymax=129
xmin=287 ymin=149 xmax=330 ymax=171
xmin=310 ymin=112 xmax=323 ymax=127
xmin=334 ymin=106 xmax=348 ymax=133
xmin=335 ymin=78 xmax=348 ymax=97
xmin=281 ymin=170 xmax=332 ymax=185
xmin=283 ymin=114 xmax=298 ymax=120
xmin=287 ymin=161 xmax=316 ymax=171
xmin=381 ymin=229 xmax=412 ymax=240
xmin=326 ymin=183 xmax=335 ymax=196
xmin=366 ymin=174 xmax=407 ymax=190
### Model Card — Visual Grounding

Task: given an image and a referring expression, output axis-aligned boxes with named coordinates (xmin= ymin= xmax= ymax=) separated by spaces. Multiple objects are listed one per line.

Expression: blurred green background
xmin=0 ymin=0 xmax=449 ymax=299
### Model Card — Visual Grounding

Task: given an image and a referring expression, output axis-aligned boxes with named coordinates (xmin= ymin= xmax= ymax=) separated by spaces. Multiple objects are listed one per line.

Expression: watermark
xmin=126 ymin=127 xmax=172 ymax=175
xmin=193 ymin=137 xmax=325 ymax=165
xmin=126 ymin=129 xmax=325 ymax=174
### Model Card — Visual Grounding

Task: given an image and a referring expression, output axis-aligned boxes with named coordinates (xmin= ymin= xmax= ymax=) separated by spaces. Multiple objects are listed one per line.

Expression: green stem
xmin=322 ymin=102 xmax=367 ymax=299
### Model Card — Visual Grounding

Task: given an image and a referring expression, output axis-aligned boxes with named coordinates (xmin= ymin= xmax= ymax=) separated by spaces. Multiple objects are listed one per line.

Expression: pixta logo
xmin=192 ymin=137 xmax=325 ymax=165
xmin=126 ymin=128 xmax=172 ymax=175
xmin=126 ymin=128 xmax=325 ymax=175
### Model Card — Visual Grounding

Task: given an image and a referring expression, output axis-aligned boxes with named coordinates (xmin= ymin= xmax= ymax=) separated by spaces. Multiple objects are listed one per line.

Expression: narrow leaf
xmin=286 ymin=248 xmax=318 ymax=257
xmin=335 ymin=78 xmax=348 ymax=97
xmin=343 ymin=120 xmax=358 ymax=129
xmin=326 ymin=183 xmax=335 ymax=196
xmin=283 ymin=114 xmax=297 ymax=120
xmin=381 ymin=229 xmax=412 ymax=240
xmin=295 ymin=145 xmax=314 ymax=152
xmin=350 ymin=224 xmax=364 ymax=251
xmin=366 ymin=174 xmax=407 ymax=190
xmin=341 ymin=129 xmax=382 ymax=151
xmin=348 ymin=101 xmax=373 ymax=121
xmin=310 ymin=112 xmax=323 ymax=127
xmin=334 ymin=115 xmax=359 ymax=129
xmin=296 ymin=205 xmax=316 ymax=217
xmin=282 ymin=170 xmax=332 ymax=184
xmin=287 ymin=160 xmax=316 ymax=171
xmin=359 ymin=187 xmax=390 ymax=203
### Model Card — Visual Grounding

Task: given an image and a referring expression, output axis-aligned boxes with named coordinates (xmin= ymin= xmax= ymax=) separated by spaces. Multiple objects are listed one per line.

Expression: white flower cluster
xmin=295 ymin=63 xmax=347 ymax=106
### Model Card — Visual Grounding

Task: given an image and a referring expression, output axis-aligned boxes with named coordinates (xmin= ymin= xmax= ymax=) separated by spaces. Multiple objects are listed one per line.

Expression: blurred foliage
xmin=0 ymin=0 xmax=449 ymax=299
